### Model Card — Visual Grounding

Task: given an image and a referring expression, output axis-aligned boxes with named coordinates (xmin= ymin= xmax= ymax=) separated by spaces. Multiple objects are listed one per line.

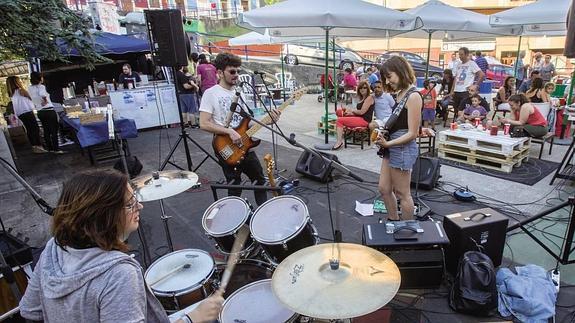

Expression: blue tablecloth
xmin=61 ymin=115 xmax=138 ymax=148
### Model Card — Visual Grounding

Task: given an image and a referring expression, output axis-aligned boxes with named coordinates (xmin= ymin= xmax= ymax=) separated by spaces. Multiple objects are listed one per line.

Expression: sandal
xmin=386 ymin=217 xmax=401 ymax=222
xmin=332 ymin=142 xmax=344 ymax=150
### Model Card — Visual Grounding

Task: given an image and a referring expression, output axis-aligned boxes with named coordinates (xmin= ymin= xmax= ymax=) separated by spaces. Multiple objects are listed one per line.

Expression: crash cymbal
xmin=271 ymin=243 xmax=400 ymax=320
xmin=132 ymin=170 xmax=199 ymax=202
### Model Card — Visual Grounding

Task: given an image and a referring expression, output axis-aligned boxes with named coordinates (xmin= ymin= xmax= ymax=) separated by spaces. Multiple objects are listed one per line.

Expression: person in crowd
xmin=368 ymin=80 xmax=396 ymax=132
xmin=420 ymin=79 xmax=437 ymax=129
xmin=500 ymin=94 xmax=548 ymax=138
xmin=518 ymin=70 xmax=541 ymax=94
xmin=447 ymin=51 xmax=461 ymax=71
xmin=449 ymin=47 xmax=485 ymax=117
xmin=514 ymin=51 xmax=527 ymax=90
xmin=28 ymin=72 xmax=63 ymax=154
xmin=19 ymin=170 xmax=224 ymax=323
xmin=438 ymin=69 xmax=454 ymax=118
xmin=118 ymin=63 xmax=141 ymax=89
xmin=366 ymin=67 xmax=379 ymax=88
xmin=531 ymin=52 xmax=544 ymax=73
xmin=6 ymin=76 xmax=45 ymax=153
xmin=474 ymin=51 xmax=489 ymax=74
xmin=188 ymin=52 xmax=199 ymax=77
xmin=199 ymin=52 xmax=279 ymax=206
xmin=177 ymin=65 xmax=200 ymax=128
xmin=544 ymin=82 xmax=556 ymax=97
xmin=539 ymin=54 xmax=556 ymax=83
xmin=332 ymin=81 xmax=375 ymax=150
xmin=374 ymin=56 xmax=422 ymax=221
xmin=494 ymin=76 xmax=516 ymax=112
xmin=525 ymin=78 xmax=550 ymax=103
xmin=197 ymin=54 xmax=218 ymax=95
xmin=457 ymin=85 xmax=490 ymax=119
xmin=458 ymin=94 xmax=488 ymax=124
xmin=340 ymin=68 xmax=358 ymax=91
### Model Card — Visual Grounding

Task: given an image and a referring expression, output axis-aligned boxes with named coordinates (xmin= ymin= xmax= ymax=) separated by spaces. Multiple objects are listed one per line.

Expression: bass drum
xmin=214 ymin=259 xmax=274 ymax=298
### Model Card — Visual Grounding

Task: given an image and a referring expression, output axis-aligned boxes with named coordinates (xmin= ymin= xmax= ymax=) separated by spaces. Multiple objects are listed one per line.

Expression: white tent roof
xmin=489 ymin=0 xmax=570 ymax=36
xmin=237 ymin=0 xmax=423 ymax=38
xmin=402 ymin=0 xmax=520 ymax=40
xmin=228 ymin=30 xmax=321 ymax=46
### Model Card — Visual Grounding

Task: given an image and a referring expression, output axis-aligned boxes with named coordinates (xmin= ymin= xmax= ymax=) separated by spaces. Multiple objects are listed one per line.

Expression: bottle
xmin=113 ymin=78 xmax=117 ymax=91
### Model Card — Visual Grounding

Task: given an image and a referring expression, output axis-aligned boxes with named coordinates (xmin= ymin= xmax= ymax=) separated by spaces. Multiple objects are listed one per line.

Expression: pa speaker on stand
xmin=145 ymin=9 xmax=189 ymax=67
xmin=411 ymin=156 xmax=441 ymax=190
xmin=295 ymin=151 xmax=340 ymax=183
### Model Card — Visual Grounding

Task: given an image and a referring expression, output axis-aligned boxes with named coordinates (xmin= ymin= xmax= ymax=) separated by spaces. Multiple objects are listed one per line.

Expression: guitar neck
xmin=245 ymin=98 xmax=293 ymax=137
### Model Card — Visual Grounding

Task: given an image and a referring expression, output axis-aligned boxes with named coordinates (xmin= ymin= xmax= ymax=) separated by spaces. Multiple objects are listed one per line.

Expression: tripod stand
xmin=159 ymin=66 xmax=219 ymax=172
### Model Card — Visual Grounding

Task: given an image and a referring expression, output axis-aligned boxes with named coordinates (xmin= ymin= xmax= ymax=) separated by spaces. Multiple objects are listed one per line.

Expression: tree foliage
xmin=0 ymin=0 xmax=108 ymax=69
xmin=263 ymin=0 xmax=281 ymax=5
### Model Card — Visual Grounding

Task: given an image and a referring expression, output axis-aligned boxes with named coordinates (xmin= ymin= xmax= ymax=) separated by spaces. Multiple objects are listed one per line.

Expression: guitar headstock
xmin=263 ymin=153 xmax=275 ymax=175
xmin=291 ymin=86 xmax=310 ymax=101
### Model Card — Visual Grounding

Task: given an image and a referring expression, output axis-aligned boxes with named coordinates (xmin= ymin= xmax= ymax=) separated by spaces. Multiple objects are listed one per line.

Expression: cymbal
xmin=132 ymin=170 xmax=199 ymax=202
xmin=271 ymin=243 xmax=400 ymax=320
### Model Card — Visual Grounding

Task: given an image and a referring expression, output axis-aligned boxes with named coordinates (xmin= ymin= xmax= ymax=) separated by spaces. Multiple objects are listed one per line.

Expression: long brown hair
xmin=508 ymin=93 xmax=529 ymax=109
xmin=6 ymin=76 xmax=31 ymax=100
xmin=356 ymin=80 xmax=371 ymax=101
xmin=52 ymin=170 xmax=130 ymax=251
xmin=379 ymin=56 xmax=416 ymax=92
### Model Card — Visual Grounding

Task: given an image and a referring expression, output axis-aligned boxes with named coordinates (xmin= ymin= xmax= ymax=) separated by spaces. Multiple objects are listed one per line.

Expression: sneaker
xmin=32 ymin=146 xmax=47 ymax=154
xmin=53 ymin=150 xmax=65 ymax=155
xmin=60 ymin=139 xmax=75 ymax=146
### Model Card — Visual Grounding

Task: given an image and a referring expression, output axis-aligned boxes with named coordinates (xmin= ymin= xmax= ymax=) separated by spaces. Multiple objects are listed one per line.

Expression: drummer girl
xmin=19 ymin=169 xmax=223 ymax=323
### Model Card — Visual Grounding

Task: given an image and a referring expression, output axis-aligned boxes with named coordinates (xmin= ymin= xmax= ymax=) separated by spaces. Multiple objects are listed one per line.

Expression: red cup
xmin=450 ymin=122 xmax=457 ymax=131
xmin=336 ymin=108 xmax=345 ymax=117
xmin=504 ymin=123 xmax=511 ymax=135
xmin=560 ymin=98 xmax=567 ymax=106
xmin=474 ymin=118 xmax=481 ymax=127
xmin=490 ymin=125 xmax=498 ymax=136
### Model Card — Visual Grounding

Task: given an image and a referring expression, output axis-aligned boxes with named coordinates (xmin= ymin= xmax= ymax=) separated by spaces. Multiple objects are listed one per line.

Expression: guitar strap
xmin=383 ymin=86 xmax=418 ymax=131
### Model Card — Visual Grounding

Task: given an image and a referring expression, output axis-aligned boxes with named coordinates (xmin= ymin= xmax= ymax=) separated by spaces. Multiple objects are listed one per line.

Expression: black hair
xmin=459 ymin=47 xmax=470 ymax=55
xmin=213 ymin=52 xmax=241 ymax=71
xmin=30 ymin=72 xmax=42 ymax=85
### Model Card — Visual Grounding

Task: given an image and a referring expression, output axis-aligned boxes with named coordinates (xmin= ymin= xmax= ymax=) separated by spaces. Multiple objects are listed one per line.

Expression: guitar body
xmin=213 ymin=118 xmax=261 ymax=166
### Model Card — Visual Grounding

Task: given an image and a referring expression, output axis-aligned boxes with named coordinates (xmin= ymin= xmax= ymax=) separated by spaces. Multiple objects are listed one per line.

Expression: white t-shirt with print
xmin=28 ymin=84 xmax=54 ymax=109
xmin=454 ymin=60 xmax=481 ymax=92
xmin=199 ymin=84 xmax=247 ymax=128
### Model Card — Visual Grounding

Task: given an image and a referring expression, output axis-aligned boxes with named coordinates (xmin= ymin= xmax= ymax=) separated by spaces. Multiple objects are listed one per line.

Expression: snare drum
xmin=214 ymin=259 xmax=274 ymax=298
xmin=145 ymin=249 xmax=215 ymax=312
xmin=202 ymin=197 xmax=255 ymax=256
xmin=219 ymin=279 xmax=298 ymax=323
xmin=250 ymin=196 xmax=319 ymax=265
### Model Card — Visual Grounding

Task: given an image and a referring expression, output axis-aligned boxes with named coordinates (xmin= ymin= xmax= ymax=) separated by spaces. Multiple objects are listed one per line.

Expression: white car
xmin=283 ymin=42 xmax=367 ymax=71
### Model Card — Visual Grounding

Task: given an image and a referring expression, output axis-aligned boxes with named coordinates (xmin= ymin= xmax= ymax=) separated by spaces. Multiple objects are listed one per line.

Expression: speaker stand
xmin=414 ymin=141 xmax=432 ymax=219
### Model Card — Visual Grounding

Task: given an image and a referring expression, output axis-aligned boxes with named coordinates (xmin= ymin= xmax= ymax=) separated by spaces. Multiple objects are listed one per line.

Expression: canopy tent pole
xmin=424 ymin=32 xmax=432 ymax=78
xmin=333 ymin=37 xmax=338 ymax=115
xmin=281 ymin=45 xmax=286 ymax=101
xmin=513 ymin=36 xmax=522 ymax=77
xmin=324 ymin=28 xmax=330 ymax=144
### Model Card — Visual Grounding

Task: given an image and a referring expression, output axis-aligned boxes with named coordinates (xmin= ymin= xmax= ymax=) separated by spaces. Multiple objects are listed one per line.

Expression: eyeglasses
xmin=227 ymin=69 xmax=239 ymax=75
xmin=124 ymin=194 xmax=139 ymax=212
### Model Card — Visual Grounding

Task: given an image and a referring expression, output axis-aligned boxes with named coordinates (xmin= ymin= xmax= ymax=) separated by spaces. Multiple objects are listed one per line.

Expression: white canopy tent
xmin=238 ymin=0 xmax=423 ymax=145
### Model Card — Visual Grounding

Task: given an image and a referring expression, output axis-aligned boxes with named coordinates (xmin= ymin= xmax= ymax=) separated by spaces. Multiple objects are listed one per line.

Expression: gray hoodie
xmin=19 ymin=238 xmax=169 ymax=322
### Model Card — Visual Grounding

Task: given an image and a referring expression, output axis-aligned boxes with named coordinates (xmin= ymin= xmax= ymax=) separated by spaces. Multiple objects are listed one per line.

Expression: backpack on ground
xmin=113 ymin=156 xmax=143 ymax=178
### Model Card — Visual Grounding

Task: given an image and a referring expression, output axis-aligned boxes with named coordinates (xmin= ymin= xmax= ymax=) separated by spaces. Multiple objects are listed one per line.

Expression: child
xmin=420 ymin=79 xmax=437 ymax=129
xmin=544 ymin=82 xmax=556 ymax=96
xmin=459 ymin=94 xmax=488 ymax=124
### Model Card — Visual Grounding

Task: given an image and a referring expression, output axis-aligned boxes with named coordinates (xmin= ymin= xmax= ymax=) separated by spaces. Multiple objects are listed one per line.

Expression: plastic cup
xmin=504 ymin=123 xmax=511 ymax=135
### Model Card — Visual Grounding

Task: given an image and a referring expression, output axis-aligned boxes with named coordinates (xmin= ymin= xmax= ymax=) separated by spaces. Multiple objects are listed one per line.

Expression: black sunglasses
xmin=226 ymin=69 xmax=239 ymax=75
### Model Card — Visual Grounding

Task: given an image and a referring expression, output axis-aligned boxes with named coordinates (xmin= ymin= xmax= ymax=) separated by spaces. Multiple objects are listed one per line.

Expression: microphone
xmin=224 ymin=92 xmax=241 ymax=128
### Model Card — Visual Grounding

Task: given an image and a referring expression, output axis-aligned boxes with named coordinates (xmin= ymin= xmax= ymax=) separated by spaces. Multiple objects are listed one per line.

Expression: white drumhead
xmin=202 ymin=197 xmax=250 ymax=236
xmin=145 ymin=249 xmax=214 ymax=294
xmin=220 ymin=279 xmax=295 ymax=323
xmin=250 ymin=196 xmax=309 ymax=243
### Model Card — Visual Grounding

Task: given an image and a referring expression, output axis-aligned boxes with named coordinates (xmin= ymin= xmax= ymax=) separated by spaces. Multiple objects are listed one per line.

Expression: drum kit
xmin=132 ymin=170 xmax=401 ymax=322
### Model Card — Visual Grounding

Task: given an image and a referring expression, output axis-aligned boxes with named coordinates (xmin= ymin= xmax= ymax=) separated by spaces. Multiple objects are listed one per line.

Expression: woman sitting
xmin=494 ymin=76 xmax=516 ymax=111
xmin=500 ymin=94 xmax=548 ymax=138
xmin=438 ymin=69 xmax=454 ymax=117
xmin=332 ymin=81 xmax=375 ymax=150
xmin=525 ymin=78 xmax=550 ymax=103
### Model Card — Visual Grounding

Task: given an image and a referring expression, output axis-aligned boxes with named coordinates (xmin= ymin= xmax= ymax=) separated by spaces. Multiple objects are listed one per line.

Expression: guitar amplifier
xmin=0 ymin=231 xmax=32 ymax=267
xmin=362 ymin=221 xmax=450 ymax=289
xmin=442 ymin=208 xmax=509 ymax=275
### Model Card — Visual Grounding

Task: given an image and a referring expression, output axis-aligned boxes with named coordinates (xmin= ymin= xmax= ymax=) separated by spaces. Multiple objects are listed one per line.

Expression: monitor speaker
xmin=295 ymin=151 xmax=339 ymax=183
xmin=411 ymin=156 xmax=441 ymax=190
xmin=145 ymin=9 xmax=188 ymax=67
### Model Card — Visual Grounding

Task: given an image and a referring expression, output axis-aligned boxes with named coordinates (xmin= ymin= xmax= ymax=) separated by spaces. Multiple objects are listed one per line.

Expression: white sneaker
xmin=32 ymin=146 xmax=47 ymax=153
xmin=53 ymin=150 xmax=65 ymax=155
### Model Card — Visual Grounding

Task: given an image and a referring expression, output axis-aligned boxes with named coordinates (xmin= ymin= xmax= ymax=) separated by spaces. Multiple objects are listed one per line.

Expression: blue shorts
xmin=385 ymin=129 xmax=418 ymax=171
xmin=180 ymin=93 xmax=198 ymax=113
xmin=422 ymin=108 xmax=436 ymax=121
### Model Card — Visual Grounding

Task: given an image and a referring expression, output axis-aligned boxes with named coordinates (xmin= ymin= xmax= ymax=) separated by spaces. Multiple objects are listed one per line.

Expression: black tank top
xmin=356 ymin=100 xmax=375 ymax=123
xmin=530 ymin=89 xmax=543 ymax=103
xmin=388 ymin=91 xmax=422 ymax=134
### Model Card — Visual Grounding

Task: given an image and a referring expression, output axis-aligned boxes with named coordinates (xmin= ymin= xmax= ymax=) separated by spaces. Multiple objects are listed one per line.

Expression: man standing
xmin=447 ymin=52 xmax=461 ymax=71
xmin=176 ymin=65 xmax=199 ymax=127
xmin=514 ymin=51 xmax=527 ymax=90
xmin=474 ymin=51 xmax=489 ymax=74
xmin=199 ymin=52 xmax=279 ymax=206
xmin=118 ymin=64 xmax=141 ymax=89
xmin=450 ymin=47 xmax=485 ymax=116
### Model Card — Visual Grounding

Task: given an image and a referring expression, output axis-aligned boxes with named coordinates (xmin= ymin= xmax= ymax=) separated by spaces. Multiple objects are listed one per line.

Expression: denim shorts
xmin=180 ymin=93 xmax=198 ymax=113
xmin=385 ymin=129 xmax=418 ymax=171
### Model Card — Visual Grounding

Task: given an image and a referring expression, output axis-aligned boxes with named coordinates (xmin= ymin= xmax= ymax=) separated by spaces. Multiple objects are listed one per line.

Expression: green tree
xmin=0 ymin=0 xmax=108 ymax=69
xmin=263 ymin=0 xmax=281 ymax=5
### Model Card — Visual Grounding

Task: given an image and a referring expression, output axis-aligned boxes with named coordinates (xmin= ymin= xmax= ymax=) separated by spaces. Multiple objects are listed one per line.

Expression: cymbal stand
xmin=152 ymin=172 xmax=175 ymax=253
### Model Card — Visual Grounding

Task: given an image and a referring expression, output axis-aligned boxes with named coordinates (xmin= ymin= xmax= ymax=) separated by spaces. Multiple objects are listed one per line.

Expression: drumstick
xmin=149 ymin=263 xmax=191 ymax=287
xmin=218 ymin=226 xmax=250 ymax=293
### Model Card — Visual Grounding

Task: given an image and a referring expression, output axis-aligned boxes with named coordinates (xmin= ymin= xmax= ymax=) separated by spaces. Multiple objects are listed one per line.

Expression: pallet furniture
xmin=344 ymin=127 xmax=370 ymax=149
xmin=437 ymin=129 xmax=531 ymax=173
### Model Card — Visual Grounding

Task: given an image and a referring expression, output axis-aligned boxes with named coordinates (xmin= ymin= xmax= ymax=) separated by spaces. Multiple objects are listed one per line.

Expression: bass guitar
xmin=213 ymin=87 xmax=308 ymax=166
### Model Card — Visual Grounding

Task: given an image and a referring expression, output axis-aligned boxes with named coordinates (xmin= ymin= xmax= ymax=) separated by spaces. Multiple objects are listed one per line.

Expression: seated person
xmin=518 ymin=70 xmax=540 ymax=94
xmin=494 ymin=76 xmax=516 ymax=111
xmin=340 ymin=68 xmax=358 ymax=91
xmin=544 ymin=82 xmax=556 ymax=97
xmin=500 ymin=94 xmax=548 ymax=138
xmin=368 ymin=80 xmax=396 ymax=132
xmin=332 ymin=81 xmax=374 ymax=150
xmin=438 ymin=69 xmax=454 ymax=117
xmin=366 ymin=67 xmax=379 ymax=89
xmin=420 ymin=79 xmax=437 ymax=129
xmin=458 ymin=94 xmax=488 ymax=124
xmin=525 ymin=78 xmax=550 ymax=103
xmin=457 ymin=85 xmax=490 ymax=119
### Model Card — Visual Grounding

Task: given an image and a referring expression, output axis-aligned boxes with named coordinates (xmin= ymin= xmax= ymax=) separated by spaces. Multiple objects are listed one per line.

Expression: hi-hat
xmin=271 ymin=243 xmax=400 ymax=320
xmin=132 ymin=170 xmax=199 ymax=202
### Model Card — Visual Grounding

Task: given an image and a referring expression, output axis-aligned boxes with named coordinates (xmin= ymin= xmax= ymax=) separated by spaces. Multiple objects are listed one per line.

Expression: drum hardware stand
xmin=210 ymin=180 xmax=283 ymax=202
xmin=550 ymin=133 xmax=575 ymax=185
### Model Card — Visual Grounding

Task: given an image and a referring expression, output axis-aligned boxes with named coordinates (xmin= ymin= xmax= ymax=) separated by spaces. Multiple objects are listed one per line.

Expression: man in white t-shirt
xmin=199 ymin=52 xmax=280 ymax=205
xmin=449 ymin=47 xmax=485 ymax=115
xmin=447 ymin=52 xmax=461 ymax=71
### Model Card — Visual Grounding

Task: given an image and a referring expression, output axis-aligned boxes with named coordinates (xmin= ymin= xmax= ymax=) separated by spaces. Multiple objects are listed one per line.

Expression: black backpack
xmin=113 ymin=156 xmax=143 ymax=178
xmin=449 ymin=251 xmax=498 ymax=316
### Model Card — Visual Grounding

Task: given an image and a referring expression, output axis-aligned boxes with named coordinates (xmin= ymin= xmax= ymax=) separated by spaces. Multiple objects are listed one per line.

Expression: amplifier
xmin=0 ymin=231 xmax=33 ymax=267
xmin=442 ymin=208 xmax=509 ymax=275
xmin=362 ymin=221 xmax=449 ymax=289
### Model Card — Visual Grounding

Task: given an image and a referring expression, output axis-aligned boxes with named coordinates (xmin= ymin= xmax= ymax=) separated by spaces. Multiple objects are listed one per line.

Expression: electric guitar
xmin=263 ymin=153 xmax=279 ymax=197
xmin=213 ymin=87 xmax=308 ymax=166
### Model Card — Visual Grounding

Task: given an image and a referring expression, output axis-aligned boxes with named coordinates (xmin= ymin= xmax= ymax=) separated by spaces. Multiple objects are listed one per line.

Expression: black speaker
xmin=411 ymin=156 xmax=441 ymax=190
xmin=443 ymin=208 xmax=509 ymax=275
xmin=145 ymin=9 xmax=188 ymax=67
xmin=295 ymin=151 xmax=339 ymax=183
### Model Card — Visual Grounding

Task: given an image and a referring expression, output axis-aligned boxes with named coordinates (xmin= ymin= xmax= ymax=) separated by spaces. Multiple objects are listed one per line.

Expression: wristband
xmin=186 ymin=313 xmax=194 ymax=323
xmin=180 ymin=314 xmax=192 ymax=323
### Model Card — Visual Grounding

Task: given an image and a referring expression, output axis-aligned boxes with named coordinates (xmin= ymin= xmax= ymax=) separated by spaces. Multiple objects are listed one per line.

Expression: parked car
xmin=376 ymin=51 xmax=444 ymax=78
xmin=486 ymin=64 xmax=514 ymax=88
xmin=283 ymin=42 xmax=369 ymax=71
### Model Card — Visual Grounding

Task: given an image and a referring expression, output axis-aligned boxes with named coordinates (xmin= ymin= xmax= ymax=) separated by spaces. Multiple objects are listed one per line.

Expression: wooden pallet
xmin=438 ymin=142 xmax=528 ymax=162
xmin=438 ymin=130 xmax=530 ymax=155
xmin=438 ymin=147 xmax=529 ymax=173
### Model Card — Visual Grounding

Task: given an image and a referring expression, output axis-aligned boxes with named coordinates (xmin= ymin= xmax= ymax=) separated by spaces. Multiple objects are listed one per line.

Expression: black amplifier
xmin=0 ymin=231 xmax=33 ymax=267
xmin=362 ymin=220 xmax=450 ymax=289
xmin=442 ymin=208 xmax=508 ymax=275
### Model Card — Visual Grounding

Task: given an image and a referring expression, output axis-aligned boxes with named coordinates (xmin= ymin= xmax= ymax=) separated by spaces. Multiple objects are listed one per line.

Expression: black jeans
xmin=37 ymin=109 xmax=60 ymax=151
xmin=452 ymin=91 xmax=469 ymax=114
xmin=219 ymin=151 xmax=268 ymax=206
xmin=18 ymin=111 xmax=42 ymax=147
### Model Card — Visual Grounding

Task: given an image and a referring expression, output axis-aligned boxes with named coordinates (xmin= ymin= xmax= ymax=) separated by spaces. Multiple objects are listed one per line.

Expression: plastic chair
xmin=531 ymin=102 xmax=555 ymax=159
